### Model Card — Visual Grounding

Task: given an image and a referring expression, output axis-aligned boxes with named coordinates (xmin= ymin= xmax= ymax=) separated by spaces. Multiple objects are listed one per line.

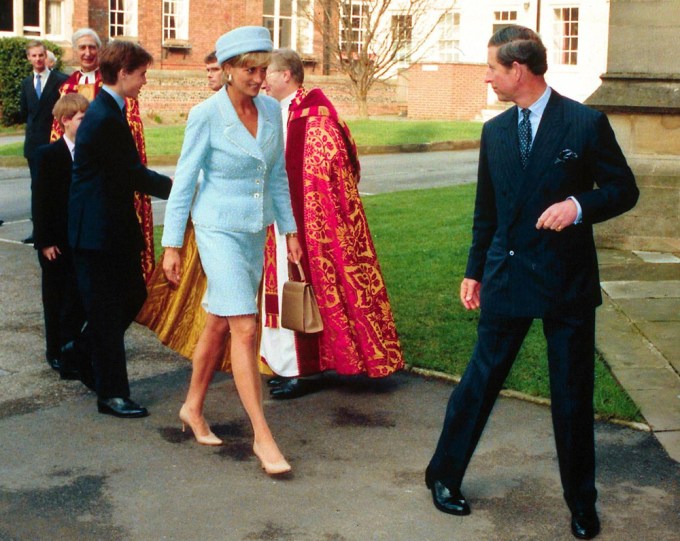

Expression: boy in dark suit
xmin=70 ymin=41 xmax=172 ymax=419
xmin=33 ymin=94 xmax=89 ymax=378
xmin=425 ymin=26 xmax=639 ymax=540
xmin=20 ymin=40 xmax=68 ymax=244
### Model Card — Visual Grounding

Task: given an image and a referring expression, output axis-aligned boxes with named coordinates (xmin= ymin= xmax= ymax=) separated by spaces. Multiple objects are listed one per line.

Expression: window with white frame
xmin=296 ymin=0 xmax=314 ymax=55
xmin=163 ymin=0 xmax=189 ymax=41
xmin=553 ymin=7 xmax=578 ymax=65
xmin=340 ymin=0 xmax=369 ymax=55
xmin=0 ymin=0 xmax=67 ymax=38
xmin=46 ymin=0 xmax=65 ymax=37
xmin=264 ymin=0 xmax=293 ymax=49
xmin=492 ymin=10 xmax=517 ymax=36
xmin=438 ymin=11 xmax=461 ymax=62
xmin=391 ymin=14 xmax=412 ymax=62
xmin=110 ymin=0 xmax=138 ymax=38
xmin=263 ymin=0 xmax=314 ymax=54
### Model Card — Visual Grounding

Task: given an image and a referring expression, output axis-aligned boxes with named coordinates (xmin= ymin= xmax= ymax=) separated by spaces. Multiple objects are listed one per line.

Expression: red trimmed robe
xmin=261 ymin=87 xmax=404 ymax=378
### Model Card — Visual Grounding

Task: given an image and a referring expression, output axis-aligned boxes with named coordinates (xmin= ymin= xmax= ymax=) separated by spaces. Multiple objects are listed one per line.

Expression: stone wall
xmin=591 ymin=111 xmax=680 ymax=253
xmin=138 ymin=70 xmax=403 ymax=120
xmin=586 ymin=0 xmax=680 ymax=254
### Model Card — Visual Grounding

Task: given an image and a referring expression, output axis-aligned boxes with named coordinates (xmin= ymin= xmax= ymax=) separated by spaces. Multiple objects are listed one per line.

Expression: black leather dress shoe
xmin=267 ymin=376 xmax=285 ymax=387
xmin=46 ymin=357 xmax=61 ymax=371
xmin=571 ymin=508 xmax=600 ymax=539
xmin=270 ymin=378 xmax=312 ymax=399
xmin=97 ymin=397 xmax=149 ymax=418
xmin=425 ymin=467 xmax=470 ymax=516
xmin=22 ymin=235 xmax=34 ymax=244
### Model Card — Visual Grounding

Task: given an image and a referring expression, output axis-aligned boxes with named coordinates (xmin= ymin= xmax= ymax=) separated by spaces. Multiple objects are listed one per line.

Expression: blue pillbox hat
xmin=215 ymin=26 xmax=273 ymax=64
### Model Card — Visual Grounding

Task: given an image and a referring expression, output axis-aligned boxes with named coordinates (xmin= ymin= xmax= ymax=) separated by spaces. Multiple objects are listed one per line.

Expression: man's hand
xmin=162 ymin=247 xmax=182 ymax=288
xmin=460 ymin=278 xmax=481 ymax=310
xmin=41 ymin=245 xmax=61 ymax=261
xmin=536 ymin=199 xmax=578 ymax=232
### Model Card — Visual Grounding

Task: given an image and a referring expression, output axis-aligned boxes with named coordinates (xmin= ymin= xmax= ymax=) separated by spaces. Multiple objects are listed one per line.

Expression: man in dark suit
xmin=70 ymin=40 xmax=172 ymax=419
xmin=425 ymin=26 xmax=639 ymax=540
xmin=33 ymin=93 xmax=89 ymax=377
xmin=20 ymin=40 xmax=68 ymax=244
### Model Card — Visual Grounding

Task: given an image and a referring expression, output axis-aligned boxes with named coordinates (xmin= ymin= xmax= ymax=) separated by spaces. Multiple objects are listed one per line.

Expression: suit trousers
xmin=429 ymin=309 xmax=597 ymax=512
xmin=38 ymin=247 xmax=86 ymax=360
xmin=73 ymin=246 xmax=147 ymax=399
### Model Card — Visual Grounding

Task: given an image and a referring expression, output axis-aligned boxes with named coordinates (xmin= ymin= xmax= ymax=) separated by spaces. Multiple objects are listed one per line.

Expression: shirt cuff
xmin=568 ymin=196 xmax=582 ymax=224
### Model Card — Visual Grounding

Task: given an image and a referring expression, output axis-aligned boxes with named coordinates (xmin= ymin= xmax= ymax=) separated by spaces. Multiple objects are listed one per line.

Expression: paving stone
xmin=615 ymin=298 xmax=680 ymax=322
xmin=612 ymin=367 xmax=680 ymax=391
xmin=633 ymin=251 xmax=680 ymax=264
xmin=601 ymin=280 xmax=680 ymax=300
xmin=623 ymin=387 xmax=680 ymax=431
xmin=654 ymin=430 xmax=680 ymax=463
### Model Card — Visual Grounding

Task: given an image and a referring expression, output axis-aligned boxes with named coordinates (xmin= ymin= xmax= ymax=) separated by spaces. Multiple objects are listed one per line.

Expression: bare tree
xmin=307 ymin=0 xmax=453 ymax=117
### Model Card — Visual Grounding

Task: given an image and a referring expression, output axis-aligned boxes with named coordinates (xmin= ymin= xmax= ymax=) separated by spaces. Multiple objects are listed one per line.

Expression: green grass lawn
xmin=0 ymin=142 xmax=23 ymax=156
xmin=152 ymin=184 xmax=642 ymax=423
xmin=144 ymin=119 xmax=482 ymax=156
xmin=0 ymin=119 xmax=483 ymax=158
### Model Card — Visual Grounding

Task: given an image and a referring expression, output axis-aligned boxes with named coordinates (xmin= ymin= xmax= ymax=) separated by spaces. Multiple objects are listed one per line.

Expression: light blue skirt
xmin=193 ymin=224 xmax=266 ymax=317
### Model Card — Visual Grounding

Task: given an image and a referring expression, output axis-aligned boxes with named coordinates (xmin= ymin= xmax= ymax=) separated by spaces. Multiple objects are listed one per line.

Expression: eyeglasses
xmin=265 ymin=69 xmax=284 ymax=81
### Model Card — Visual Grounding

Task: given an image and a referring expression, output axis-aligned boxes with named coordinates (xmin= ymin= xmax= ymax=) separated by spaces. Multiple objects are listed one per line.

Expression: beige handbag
xmin=281 ymin=262 xmax=323 ymax=333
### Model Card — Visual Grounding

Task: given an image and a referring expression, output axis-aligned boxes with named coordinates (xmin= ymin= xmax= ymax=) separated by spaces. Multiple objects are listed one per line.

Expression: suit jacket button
xmin=509 ymin=250 xmax=515 ymax=256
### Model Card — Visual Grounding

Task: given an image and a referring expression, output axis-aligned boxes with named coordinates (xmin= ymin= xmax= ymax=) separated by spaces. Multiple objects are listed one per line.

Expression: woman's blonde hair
xmin=223 ymin=51 xmax=271 ymax=69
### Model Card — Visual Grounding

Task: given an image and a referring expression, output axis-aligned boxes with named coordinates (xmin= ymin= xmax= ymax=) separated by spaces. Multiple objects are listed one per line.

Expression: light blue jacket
xmin=162 ymin=90 xmax=296 ymax=247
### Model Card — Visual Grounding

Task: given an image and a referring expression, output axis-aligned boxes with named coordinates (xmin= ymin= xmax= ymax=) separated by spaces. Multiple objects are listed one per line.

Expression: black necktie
xmin=518 ymin=108 xmax=532 ymax=169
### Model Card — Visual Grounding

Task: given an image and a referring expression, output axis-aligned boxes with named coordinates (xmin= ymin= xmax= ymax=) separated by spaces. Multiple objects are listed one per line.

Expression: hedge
xmin=0 ymin=37 xmax=64 ymax=126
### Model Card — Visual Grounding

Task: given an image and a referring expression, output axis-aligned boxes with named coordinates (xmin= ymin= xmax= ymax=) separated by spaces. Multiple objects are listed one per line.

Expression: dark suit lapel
xmin=511 ymin=91 xmax=569 ymax=218
xmin=41 ymin=72 xmax=61 ymax=100
xmin=491 ymin=107 xmax=524 ymax=198
xmin=24 ymin=76 xmax=39 ymax=110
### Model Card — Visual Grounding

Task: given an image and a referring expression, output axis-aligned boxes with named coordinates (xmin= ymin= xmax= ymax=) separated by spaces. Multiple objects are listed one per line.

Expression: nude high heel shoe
xmin=253 ymin=442 xmax=292 ymax=475
xmin=179 ymin=406 xmax=223 ymax=446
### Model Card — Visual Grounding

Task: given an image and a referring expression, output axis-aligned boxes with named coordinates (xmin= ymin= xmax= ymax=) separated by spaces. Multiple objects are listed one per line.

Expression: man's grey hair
xmin=72 ymin=28 xmax=102 ymax=49
xmin=271 ymin=49 xmax=305 ymax=85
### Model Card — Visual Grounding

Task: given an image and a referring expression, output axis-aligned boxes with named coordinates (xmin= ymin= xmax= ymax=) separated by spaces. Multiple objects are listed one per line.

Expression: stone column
xmin=586 ymin=0 xmax=680 ymax=253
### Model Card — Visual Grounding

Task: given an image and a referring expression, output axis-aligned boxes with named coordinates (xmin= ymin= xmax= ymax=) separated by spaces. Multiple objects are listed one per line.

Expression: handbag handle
xmin=288 ymin=261 xmax=307 ymax=283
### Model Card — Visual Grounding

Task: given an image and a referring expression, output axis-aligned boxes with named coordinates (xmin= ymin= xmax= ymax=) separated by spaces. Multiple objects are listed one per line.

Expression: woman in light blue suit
xmin=162 ymin=27 xmax=302 ymax=475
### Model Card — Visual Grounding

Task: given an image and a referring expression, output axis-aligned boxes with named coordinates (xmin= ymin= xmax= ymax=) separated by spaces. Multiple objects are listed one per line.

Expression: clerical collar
xmin=79 ymin=70 xmax=97 ymax=84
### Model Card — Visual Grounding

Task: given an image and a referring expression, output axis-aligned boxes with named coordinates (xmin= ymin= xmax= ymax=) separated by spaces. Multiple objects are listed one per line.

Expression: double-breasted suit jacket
xmin=162 ymin=89 xmax=296 ymax=248
xmin=20 ymin=70 xmax=68 ymax=161
xmin=466 ymin=90 xmax=639 ymax=317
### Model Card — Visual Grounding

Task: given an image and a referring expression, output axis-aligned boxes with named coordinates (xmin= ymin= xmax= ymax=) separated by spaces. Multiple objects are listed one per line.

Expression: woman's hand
xmin=286 ymin=234 xmax=303 ymax=263
xmin=162 ymin=247 xmax=182 ymax=287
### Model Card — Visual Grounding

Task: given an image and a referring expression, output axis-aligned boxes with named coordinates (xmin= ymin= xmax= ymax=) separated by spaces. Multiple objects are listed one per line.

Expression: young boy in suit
xmin=33 ymin=93 xmax=89 ymax=379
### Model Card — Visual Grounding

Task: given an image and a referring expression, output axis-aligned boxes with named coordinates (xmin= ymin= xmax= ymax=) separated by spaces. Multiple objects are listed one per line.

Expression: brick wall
xmin=138 ymin=71 xmax=403 ymax=120
xmin=405 ymin=63 xmax=488 ymax=121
